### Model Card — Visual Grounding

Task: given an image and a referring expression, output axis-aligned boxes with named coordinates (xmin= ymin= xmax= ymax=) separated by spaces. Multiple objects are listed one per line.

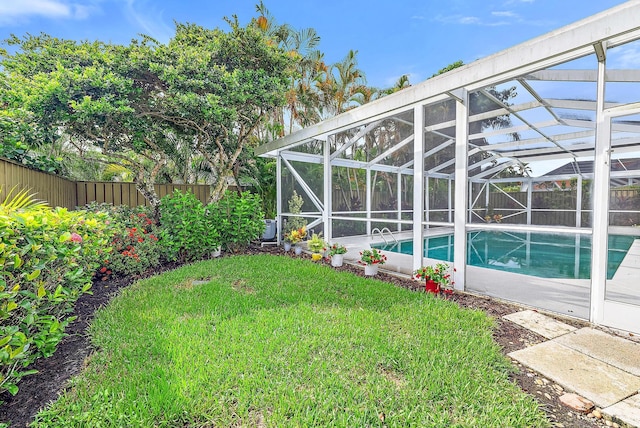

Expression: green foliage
xmin=159 ymin=190 xmax=216 ymax=262
xmin=0 ymin=204 xmax=115 ymax=396
xmin=207 ymin=191 xmax=265 ymax=252
xmin=31 ymin=256 xmax=548 ymax=427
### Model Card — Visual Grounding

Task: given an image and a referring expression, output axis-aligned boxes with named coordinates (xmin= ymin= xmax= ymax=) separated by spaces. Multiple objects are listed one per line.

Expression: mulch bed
xmin=0 ymin=246 xmax=608 ymax=427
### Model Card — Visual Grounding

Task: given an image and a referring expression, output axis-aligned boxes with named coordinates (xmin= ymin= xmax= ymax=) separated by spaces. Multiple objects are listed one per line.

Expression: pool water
xmin=374 ymin=231 xmax=638 ymax=280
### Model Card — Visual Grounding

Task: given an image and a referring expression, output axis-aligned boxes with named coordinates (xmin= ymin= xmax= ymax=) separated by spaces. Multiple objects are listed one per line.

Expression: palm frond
xmin=0 ymin=186 xmax=48 ymax=210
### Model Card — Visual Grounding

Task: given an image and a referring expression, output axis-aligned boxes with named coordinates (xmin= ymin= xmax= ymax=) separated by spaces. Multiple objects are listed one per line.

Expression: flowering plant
xmin=327 ymin=242 xmax=347 ymax=256
xmin=358 ymin=248 xmax=387 ymax=265
xmin=285 ymin=226 xmax=306 ymax=244
xmin=414 ymin=262 xmax=455 ymax=290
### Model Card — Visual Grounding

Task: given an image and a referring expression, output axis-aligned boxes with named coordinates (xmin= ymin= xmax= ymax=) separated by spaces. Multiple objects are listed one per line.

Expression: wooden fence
xmin=0 ymin=158 xmax=221 ymax=209
xmin=0 ymin=158 xmax=77 ymax=209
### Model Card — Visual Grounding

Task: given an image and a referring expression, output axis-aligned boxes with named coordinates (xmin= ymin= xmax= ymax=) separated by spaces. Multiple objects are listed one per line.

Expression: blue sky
xmin=0 ymin=0 xmax=630 ymax=89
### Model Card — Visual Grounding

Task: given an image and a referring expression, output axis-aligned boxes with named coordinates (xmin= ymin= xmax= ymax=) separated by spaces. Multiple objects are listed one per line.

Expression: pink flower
xmin=70 ymin=233 xmax=83 ymax=243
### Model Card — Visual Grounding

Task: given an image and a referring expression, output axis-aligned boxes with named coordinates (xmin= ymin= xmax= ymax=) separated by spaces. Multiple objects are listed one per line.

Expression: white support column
xmin=366 ymin=168 xmax=372 ymax=235
xmin=590 ymin=45 xmax=608 ymax=325
xmin=526 ymin=178 xmax=532 ymax=225
xmin=413 ymin=105 xmax=425 ymax=273
xmin=425 ymin=176 xmax=430 ymax=227
xmin=448 ymin=177 xmax=452 ymax=223
xmin=454 ymin=90 xmax=469 ymax=291
xmin=397 ymin=172 xmax=402 ymax=232
xmin=276 ymin=154 xmax=283 ymax=245
xmin=323 ymin=136 xmax=332 ymax=240
xmin=576 ymin=175 xmax=583 ymax=228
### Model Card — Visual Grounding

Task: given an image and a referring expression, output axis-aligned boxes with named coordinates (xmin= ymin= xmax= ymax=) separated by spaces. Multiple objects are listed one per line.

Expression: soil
xmin=0 ymin=246 xmax=614 ymax=427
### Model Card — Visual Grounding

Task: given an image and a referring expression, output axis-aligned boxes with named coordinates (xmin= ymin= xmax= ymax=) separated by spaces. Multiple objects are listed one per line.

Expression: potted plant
xmin=414 ymin=262 xmax=455 ymax=294
xmin=358 ymin=248 xmax=387 ymax=276
xmin=307 ymin=233 xmax=326 ymax=261
xmin=285 ymin=226 xmax=306 ymax=255
xmin=327 ymin=242 xmax=347 ymax=267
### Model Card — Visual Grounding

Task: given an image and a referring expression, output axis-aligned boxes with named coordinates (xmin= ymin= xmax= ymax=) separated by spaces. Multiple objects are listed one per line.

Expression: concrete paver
xmin=503 ymin=309 xmax=577 ymax=339
xmin=505 ymin=310 xmax=640 ymax=427
xmin=554 ymin=327 xmax=640 ymax=377
xmin=509 ymin=340 xmax=640 ymax=408
xmin=604 ymin=394 xmax=640 ymax=427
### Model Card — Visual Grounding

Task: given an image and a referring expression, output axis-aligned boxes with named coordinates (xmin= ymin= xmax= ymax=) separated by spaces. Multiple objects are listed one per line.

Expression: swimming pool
xmin=374 ymin=231 xmax=638 ymax=280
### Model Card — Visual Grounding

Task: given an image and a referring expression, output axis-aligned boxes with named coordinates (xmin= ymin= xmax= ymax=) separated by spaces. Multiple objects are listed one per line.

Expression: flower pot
xmin=294 ymin=245 xmax=302 ymax=255
xmin=331 ymin=254 xmax=344 ymax=267
xmin=311 ymin=253 xmax=322 ymax=261
xmin=211 ymin=246 xmax=222 ymax=258
xmin=364 ymin=264 xmax=378 ymax=276
xmin=425 ymin=279 xmax=440 ymax=294
xmin=284 ymin=242 xmax=292 ymax=251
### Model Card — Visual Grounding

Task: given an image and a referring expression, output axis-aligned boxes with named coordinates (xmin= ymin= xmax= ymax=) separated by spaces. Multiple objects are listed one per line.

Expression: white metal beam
xmin=454 ymin=90 xmax=469 ymax=291
xmin=413 ymin=105 xmax=425 ymax=274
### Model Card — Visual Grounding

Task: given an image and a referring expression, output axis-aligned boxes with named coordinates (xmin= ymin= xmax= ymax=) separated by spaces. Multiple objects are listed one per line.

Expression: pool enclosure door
xmin=594 ymin=105 xmax=640 ymax=334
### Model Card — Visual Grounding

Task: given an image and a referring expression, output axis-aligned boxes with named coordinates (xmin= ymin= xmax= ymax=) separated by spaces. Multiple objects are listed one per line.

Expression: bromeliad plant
xmin=414 ymin=262 xmax=455 ymax=292
xmin=358 ymin=248 xmax=387 ymax=266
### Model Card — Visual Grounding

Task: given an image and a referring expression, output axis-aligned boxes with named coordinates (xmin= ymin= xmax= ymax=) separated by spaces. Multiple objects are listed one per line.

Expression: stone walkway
xmin=505 ymin=310 xmax=640 ymax=428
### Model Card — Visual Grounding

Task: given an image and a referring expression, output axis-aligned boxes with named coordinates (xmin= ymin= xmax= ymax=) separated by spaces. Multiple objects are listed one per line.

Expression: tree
xmin=1 ymin=18 xmax=294 ymax=207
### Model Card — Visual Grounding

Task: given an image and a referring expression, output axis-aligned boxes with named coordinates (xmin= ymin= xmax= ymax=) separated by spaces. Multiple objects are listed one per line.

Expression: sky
xmin=0 ymin=0 xmax=631 ymax=89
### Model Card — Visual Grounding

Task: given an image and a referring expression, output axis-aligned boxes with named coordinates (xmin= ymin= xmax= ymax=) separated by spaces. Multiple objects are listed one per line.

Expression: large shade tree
xmin=0 ymin=17 xmax=294 ymax=206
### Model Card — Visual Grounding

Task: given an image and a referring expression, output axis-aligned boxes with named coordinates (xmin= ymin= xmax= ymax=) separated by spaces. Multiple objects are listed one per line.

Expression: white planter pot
xmin=211 ymin=247 xmax=222 ymax=258
xmin=284 ymin=242 xmax=292 ymax=251
xmin=331 ymin=254 xmax=344 ymax=267
xmin=294 ymin=245 xmax=302 ymax=255
xmin=364 ymin=264 xmax=379 ymax=276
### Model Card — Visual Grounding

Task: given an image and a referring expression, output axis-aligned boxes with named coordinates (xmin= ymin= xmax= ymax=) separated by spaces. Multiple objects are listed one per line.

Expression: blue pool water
xmin=374 ymin=231 xmax=638 ymax=280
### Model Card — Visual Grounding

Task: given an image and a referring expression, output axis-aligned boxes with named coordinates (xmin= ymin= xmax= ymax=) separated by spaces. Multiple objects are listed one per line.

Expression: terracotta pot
xmin=425 ymin=279 xmax=440 ymax=294
xmin=364 ymin=264 xmax=379 ymax=276
xmin=331 ymin=254 xmax=344 ymax=267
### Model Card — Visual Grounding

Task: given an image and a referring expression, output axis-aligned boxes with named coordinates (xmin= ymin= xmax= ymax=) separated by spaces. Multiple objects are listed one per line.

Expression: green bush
xmin=159 ymin=190 xmax=218 ymax=262
xmin=0 ymin=205 xmax=115 ymax=395
xmin=207 ymin=191 xmax=265 ymax=252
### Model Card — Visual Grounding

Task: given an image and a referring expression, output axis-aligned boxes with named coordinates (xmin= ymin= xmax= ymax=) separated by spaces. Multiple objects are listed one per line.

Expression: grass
xmin=32 ymin=254 xmax=549 ymax=427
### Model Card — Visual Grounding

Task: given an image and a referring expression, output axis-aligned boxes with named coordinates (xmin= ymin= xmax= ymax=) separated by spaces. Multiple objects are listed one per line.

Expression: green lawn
xmin=32 ymin=255 xmax=549 ymax=427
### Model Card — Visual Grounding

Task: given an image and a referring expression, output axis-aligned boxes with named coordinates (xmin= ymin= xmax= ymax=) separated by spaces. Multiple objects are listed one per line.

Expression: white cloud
xmin=0 ymin=0 xmax=95 ymax=25
xmin=492 ymin=11 xmax=519 ymax=18
xmin=611 ymin=42 xmax=640 ymax=69
xmin=435 ymin=14 xmax=511 ymax=27
xmin=123 ymin=0 xmax=173 ymax=42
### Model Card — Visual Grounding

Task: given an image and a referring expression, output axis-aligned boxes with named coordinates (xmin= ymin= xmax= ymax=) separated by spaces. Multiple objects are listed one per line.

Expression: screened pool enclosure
xmin=256 ymin=2 xmax=640 ymax=334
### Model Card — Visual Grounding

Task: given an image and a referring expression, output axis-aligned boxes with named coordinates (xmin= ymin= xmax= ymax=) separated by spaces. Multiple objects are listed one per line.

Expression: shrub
xmin=0 ymin=204 xmax=115 ymax=395
xmin=207 ymin=191 xmax=265 ymax=252
xmin=84 ymin=204 xmax=164 ymax=278
xmin=159 ymin=190 xmax=217 ymax=262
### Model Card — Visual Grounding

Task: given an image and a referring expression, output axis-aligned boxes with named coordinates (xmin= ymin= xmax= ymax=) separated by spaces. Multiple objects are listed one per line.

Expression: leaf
xmin=37 ymin=284 xmax=46 ymax=298
xmin=6 ymin=301 xmax=17 ymax=312
xmin=13 ymin=254 xmax=22 ymax=269
xmin=6 ymin=383 xmax=18 ymax=396
xmin=0 ymin=336 xmax=11 ymax=347
xmin=26 ymin=269 xmax=41 ymax=281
